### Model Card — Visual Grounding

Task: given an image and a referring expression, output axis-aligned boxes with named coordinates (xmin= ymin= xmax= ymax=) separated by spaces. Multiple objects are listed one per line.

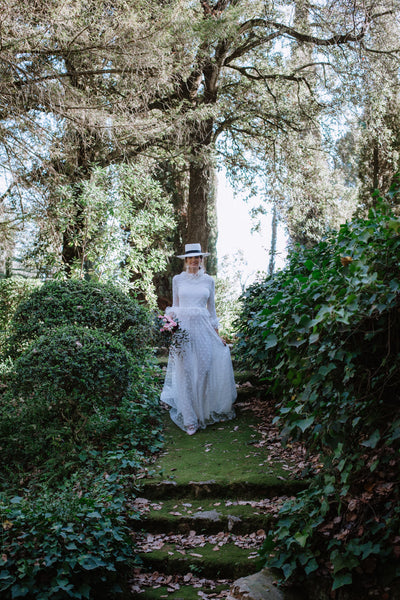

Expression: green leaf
xmin=304 ymin=558 xmax=319 ymax=575
xmin=10 ymin=496 xmax=23 ymax=504
xmin=304 ymin=259 xmax=314 ymax=271
xmin=78 ymin=555 xmax=106 ymax=570
xmin=294 ymin=531 xmax=309 ymax=547
xmin=264 ymin=334 xmax=278 ymax=349
xmin=318 ymin=363 xmax=336 ymax=376
xmin=361 ymin=429 xmax=381 ymax=448
xmin=287 ymin=336 xmax=306 ymax=347
xmin=332 ymin=572 xmax=352 ymax=591
xmin=387 ymin=219 xmax=400 ymax=233
xmin=296 ymin=417 xmax=315 ymax=432
xmin=311 ymin=270 xmax=322 ymax=280
xmin=271 ymin=292 xmax=284 ymax=305
xmin=11 ymin=584 xmax=30 ymax=598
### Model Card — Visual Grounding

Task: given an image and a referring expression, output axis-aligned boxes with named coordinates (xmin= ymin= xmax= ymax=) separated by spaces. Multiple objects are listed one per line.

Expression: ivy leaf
xmin=294 ymin=531 xmax=309 ymax=547
xmin=304 ymin=558 xmax=319 ymax=575
xmin=264 ymin=334 xmax=278 ymax=349
xmin=296 ymin=417 xmax=315 ymax=432
xmin=387 ymin=219 xmax=400 ymax=233
xmin=78 ymin=555 xmax=106 ymax=570
xmin=332 ymin=572 xmax=352 ymax=591
xmin=287 ymin=337 xmax=306 ymax=347
xmin=361 ymin=430 xmax=381 ymax=448
xmin=304 ymin=259 xmax=314 ymax=271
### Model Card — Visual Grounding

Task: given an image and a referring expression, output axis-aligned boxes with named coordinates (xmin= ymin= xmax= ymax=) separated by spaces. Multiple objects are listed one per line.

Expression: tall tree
xmin=1 ymin=0 xmax=400 ymax=284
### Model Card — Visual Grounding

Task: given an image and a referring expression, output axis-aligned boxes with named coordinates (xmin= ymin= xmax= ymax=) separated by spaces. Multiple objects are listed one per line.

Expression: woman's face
xmin=186 ymin=256 xmax=202 ymax=272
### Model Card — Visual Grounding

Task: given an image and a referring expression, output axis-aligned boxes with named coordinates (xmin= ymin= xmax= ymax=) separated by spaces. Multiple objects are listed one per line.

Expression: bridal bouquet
xmin=158 ymin=314 xmax=179 ymax=335
xmin=155 ymin=314 xmax=188 ymax=352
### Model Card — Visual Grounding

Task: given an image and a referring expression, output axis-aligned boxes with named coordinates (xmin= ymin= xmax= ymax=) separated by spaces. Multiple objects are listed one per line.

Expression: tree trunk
xmin=207 ymin=167 xmax=218 ymax=276
xmin=372 ymin=142 xmax=379 ymax=191
xmin=187 ymin=158 xmax=210 ymax=249
xmin=61 ymin=182 xmax=84 ymax=277
xmin=268 ymin=203 xmax=278 ymax=276
xmin=187 ymin=156 xmax=218 ymax=273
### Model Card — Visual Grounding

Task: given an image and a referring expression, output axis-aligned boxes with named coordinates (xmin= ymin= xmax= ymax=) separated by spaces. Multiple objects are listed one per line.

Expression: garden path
xmin=127 ymin=366 xmax=319 ymax=599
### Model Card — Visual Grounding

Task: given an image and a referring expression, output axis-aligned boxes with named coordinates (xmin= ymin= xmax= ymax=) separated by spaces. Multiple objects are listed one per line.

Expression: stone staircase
xmin=127 ymin=367 xmax=310 ymax=599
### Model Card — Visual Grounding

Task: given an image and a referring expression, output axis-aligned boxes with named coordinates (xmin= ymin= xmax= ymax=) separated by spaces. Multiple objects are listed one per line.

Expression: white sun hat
xmin=177 ymin=243 xmax=210 ymax=258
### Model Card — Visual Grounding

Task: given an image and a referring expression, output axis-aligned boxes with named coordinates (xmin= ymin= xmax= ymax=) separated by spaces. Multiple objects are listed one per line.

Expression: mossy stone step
xmin=130 ymin=378 xmax=312 ymax=599
xmin=139 ymin=477 xmax=308 ymax=501
xmin=136 ymin=541 xmax=263 ymax=580
xmin=130 ymin=582 xmax=230 ymax=599
xmin=129 ymin=497 xmax=279 ymax=535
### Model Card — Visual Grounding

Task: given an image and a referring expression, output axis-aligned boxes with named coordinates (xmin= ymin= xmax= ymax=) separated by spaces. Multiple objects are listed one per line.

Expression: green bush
xmin=0 ymin=279 xmax=164 ymax=599
xmin=0 ymin=325 xmax=162 ymax=471
xmin=6 ymin=279 xmax=152 ymax=358
xmin=236 ymin=194 xmax=400 ymax=594
xmin=0 ymin=277 xmax=41 ymax=353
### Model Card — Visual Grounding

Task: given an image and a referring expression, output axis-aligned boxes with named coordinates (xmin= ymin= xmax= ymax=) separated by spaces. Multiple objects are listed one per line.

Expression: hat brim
xmin=177 ymin=252 xmax=210 ymax=258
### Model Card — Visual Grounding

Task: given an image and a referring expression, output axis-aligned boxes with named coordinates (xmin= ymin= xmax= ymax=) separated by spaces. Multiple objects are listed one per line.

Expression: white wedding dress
xmin=160 ymin=270 xmax=236 ymax=431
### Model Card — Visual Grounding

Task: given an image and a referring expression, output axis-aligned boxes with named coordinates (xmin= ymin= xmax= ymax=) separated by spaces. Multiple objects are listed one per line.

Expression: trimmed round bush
xmin=1 ymin=325 xmax=160 ymax=466
xmin=6 ymin=279 xmax=152 ymax=358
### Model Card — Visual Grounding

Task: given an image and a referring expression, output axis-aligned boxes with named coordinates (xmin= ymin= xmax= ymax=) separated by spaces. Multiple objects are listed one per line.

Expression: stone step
xmin=129 ymin=373 xmax=313 ymax=599
xmin=129 ymin=497 xmax=284 ymax=535
xmin=138 ymin=408 xmax=311 ymax=502
xmin=138 ymin=477 xmax=308 ymax=501
xmin=133 ymin=533 xmax=264 ymax=580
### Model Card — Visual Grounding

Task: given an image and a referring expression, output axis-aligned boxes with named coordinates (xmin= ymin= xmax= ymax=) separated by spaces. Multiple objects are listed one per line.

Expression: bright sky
xmin=216 ymin=170 xmax=287 ymax=285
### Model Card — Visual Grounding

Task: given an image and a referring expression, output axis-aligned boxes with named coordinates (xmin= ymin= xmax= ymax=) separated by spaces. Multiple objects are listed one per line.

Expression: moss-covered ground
xmin=141 ymin=408 xmax=307 ymax=498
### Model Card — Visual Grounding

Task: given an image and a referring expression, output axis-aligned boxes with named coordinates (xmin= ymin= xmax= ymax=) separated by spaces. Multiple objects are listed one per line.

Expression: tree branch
xmin=226 ymin=64 xmax=308 ymax=84
xmin=264 ymin=19 xmax=366 ymax=46
xmin=224 ymin=31 xmax=281 ymax=64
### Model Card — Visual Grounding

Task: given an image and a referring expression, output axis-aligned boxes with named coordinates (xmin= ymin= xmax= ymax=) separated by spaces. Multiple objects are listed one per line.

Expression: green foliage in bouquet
xmin=6 ymin=279 xmax=152 ymax=358
xmin=236 ymin=181 xmax=400 ymax=594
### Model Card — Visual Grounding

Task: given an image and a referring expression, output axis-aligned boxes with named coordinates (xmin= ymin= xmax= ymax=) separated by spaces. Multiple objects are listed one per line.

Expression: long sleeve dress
xmin=160 ymin=270 xmax=237 ymax=431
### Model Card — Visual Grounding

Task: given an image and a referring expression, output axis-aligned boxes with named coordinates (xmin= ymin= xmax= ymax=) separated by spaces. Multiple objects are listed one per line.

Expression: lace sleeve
xmin=165 ymin=275 xmax=179 ymax=317
xmin=207 ymin=276 xmax=220 ymax=330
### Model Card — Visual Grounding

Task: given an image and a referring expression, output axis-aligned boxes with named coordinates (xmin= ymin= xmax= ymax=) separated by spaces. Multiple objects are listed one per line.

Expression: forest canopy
xmin=0 ymin=0 xmax=400 ymax=297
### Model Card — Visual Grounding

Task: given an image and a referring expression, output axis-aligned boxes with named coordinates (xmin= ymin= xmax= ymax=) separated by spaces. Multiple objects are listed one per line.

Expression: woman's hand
xmin=215 ymin=329 xmax=227 ymax=346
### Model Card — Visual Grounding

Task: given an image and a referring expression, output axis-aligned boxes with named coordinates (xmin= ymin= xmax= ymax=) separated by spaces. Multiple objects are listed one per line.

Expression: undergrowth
xmin=236 ymin=184 xmax=400 ymax=596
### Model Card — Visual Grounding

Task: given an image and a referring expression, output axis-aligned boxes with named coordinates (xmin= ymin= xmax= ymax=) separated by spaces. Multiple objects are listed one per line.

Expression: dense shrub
xmin=0 ymin=456 xmax=144 ymax=600
xmin=236 ymin=197 xmax=400 ymax=594
xmin=6 ymin=279 xmax=152 ymax=358
xmin=0 ymin=277 xmax=41 ymax=353
xmin=0 ymin=325 xmax=162 ymax=470
xmin=0 ymin=277 xmax=165 ymax=599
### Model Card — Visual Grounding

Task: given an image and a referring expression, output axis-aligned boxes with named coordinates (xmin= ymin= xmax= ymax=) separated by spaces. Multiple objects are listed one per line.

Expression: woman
xmin=160 ymin=243 xmax=237 ymax=434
